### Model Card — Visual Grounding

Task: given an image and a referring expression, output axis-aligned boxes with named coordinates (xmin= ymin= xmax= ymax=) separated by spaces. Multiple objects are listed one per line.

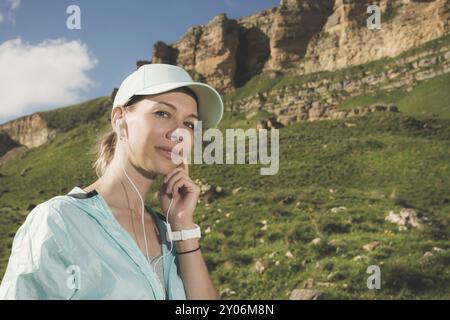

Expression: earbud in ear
xmin=115 ymin=118 xmax=125 ymax=141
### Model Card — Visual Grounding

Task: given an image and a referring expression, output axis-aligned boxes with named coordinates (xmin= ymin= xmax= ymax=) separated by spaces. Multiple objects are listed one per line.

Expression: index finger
xmin=181 ymin=157 xmax=189 ymax=176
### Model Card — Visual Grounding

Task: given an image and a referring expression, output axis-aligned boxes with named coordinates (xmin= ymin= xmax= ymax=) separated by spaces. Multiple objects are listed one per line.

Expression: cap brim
xmin=134 ymin=81 xmax=223 ymax=128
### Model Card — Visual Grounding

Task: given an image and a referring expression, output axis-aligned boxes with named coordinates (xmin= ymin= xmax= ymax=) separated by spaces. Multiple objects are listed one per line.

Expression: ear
xmin=111 ymin=107 xmax=125 ymax=134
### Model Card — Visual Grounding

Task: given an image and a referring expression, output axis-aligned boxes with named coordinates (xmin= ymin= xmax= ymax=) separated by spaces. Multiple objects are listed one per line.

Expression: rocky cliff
xmin=0 ymin=113 xmax=56 ymax=149
xmin=0 ymin=114 xmax=57 ymax=166
xmin=227 ymin=37 xmax=450 ymax=126
xmin=301 ymin=0 xmax=450 ymax=74
xmin=150 ymin=0 xmax=449 ymax=93
xmin=2 ymin=0 xmax=449 ymax=168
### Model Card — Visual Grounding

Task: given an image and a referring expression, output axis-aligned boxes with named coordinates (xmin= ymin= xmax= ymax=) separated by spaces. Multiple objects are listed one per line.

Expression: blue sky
xmin=0 ymin=0 xmax=280 ymax=124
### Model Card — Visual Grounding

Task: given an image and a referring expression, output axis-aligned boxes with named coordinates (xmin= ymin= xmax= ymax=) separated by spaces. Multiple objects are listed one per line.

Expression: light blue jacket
xmin=0 ymin=186 xmax=187 ymax=300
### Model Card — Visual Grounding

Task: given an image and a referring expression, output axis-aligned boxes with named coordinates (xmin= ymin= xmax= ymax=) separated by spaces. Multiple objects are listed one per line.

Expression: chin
xmin=152 ymin=160 xmax=178 ymax=176
xmin=148 ymin=150 xmax=182 ymax=175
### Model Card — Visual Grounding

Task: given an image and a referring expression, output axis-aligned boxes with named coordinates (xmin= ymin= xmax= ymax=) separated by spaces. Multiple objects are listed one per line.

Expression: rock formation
xmin=148 ymin=0 xmax=449 ymax=92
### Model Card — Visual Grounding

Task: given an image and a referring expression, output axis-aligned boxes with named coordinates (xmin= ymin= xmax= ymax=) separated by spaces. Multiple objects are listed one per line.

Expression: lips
xmin=155 ymin=146 xmax=177 ymax=161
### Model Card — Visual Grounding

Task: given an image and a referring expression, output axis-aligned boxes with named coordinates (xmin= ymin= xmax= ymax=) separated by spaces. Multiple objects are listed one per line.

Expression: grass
xmin=337 ymin=73 xmax=450 ymax=119
xmin=0 ymin=34 xmax=449 ymax=299
xmin=37 ymin=96 xmax=111 ymax=132
xmin=223 ymin=34 xmax=450 ymax=107
xmin=1 ymin=105 xmax=449 ymax=299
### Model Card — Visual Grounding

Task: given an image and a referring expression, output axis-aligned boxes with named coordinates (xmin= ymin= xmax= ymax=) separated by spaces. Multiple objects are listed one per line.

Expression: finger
xmin=159 ymin=183 xmax=171 ymax=199
xmin=163 ymin=167 xmax=184 ymax=184
xmin=164 ymin=167 xmax=183 ymax=183
xmin=172 ymin=178 xmax=184 ymax=199
xmin=166 ymin=170 xmax=188 ymax=194
xmin=173 ymin=177 xmax=197 ymax=199
xmin=169 ymin=175 xmax=186 ymax=199
xmin=182 ymin=158 xmax=189 ymax=176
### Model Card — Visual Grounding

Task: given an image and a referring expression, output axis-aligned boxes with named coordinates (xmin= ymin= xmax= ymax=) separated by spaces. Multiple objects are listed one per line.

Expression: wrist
xmin=169 ymin=220 xmax=196 ymax=231
xmin=175 ymin=238 xmax=200 ymax=252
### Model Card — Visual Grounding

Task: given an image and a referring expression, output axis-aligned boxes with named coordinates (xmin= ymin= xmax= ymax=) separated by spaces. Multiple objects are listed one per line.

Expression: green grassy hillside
xmin=0 ymin=93 xmax=449 ymax=298
xmin=338 ymin=73 xmax=450 ymax=118
xmin=1 ymin=34 xmax=449 ymax=299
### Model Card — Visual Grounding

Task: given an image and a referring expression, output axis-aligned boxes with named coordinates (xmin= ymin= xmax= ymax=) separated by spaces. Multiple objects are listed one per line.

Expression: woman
xmin=0 ymin=64 xmax=223 ymax=300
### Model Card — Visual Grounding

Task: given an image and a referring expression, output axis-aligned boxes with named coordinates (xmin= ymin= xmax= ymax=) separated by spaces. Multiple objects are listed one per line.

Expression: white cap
xmin=113 ymin=64 xmax=223 ymax=128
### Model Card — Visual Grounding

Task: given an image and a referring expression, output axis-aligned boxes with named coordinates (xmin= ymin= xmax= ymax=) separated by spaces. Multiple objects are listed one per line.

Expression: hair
xmin=91 ymin=87 xmax=198 ymax=178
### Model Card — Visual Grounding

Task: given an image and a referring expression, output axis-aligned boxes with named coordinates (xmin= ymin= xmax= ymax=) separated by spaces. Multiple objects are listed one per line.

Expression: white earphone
xmin=115 ymin=115 xmax=175 ymax=300
xmin=115 ymin=118 xmax=125 ymax=140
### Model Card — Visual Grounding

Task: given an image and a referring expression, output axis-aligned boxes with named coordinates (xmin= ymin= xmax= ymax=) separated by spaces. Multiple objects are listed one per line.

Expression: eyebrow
xmin=156 ymin=101 xmax=199 ymax=120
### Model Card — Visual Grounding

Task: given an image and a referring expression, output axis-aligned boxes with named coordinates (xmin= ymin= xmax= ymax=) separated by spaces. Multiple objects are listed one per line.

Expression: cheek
xmin=185 ymin=138 xmax=194 ymax=153
xmin=129 ymin=127 xmax=155 ymax=155
xmin=142 ymin=130 xmax=159 ymax=152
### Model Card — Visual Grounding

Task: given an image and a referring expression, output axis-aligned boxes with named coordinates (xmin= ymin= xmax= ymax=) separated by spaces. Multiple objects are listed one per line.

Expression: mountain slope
xmin=150 ymin=0 xmax=450 ymax=92
xmin=1 ymin=107 xmax=449 ymax=298
xmin=0 ymin=1 xmax=449 ymax=300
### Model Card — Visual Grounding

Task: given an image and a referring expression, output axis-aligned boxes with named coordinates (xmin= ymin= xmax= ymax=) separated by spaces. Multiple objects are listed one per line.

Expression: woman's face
xmin=114 ymin=90 xmax=198 ymax=176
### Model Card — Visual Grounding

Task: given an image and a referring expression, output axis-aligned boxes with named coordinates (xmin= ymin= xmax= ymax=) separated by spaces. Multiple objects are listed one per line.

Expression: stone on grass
xmin=289 ymin=289 xmax=323 ymax=300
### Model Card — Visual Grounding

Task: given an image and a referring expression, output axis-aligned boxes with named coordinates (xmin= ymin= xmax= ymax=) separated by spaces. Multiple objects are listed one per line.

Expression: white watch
xmin=166 ymin=224 xmax=201 ymax=242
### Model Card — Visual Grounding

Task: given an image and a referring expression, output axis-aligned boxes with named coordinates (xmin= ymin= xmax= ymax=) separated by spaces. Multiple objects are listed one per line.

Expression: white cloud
xmin=0 ymin=38 xmax=98 ymax=122
xmin=8 ymin=0 xmax=20 ymax=11
xmin=0 ymin=0 xmax=21 ymax=24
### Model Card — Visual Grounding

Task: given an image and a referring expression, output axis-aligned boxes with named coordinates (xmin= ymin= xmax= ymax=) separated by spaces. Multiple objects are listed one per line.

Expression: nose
xmin=167 ymin=128 xmax=184 ymax=142
xmin=173 ymin=133 xmax=183 ymax=142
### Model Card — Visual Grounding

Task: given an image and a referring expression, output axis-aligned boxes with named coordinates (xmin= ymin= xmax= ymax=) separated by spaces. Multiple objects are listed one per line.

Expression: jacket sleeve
xmin=0 ymin=201 xmax=78 ymax=300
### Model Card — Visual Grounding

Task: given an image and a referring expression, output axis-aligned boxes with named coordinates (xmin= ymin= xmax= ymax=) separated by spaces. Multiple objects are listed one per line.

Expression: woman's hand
xmin=158 ymin=161 xmax=200 ymax=229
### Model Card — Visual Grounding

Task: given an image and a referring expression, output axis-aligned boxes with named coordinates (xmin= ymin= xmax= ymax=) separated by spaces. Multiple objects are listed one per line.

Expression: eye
xmin=154 ymin=110 xmax=170 ymax=118
xmin=184 ymin=122 xmax=195 ymax=130
xmin=155 ymin=110 xmax=195 ymax=130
